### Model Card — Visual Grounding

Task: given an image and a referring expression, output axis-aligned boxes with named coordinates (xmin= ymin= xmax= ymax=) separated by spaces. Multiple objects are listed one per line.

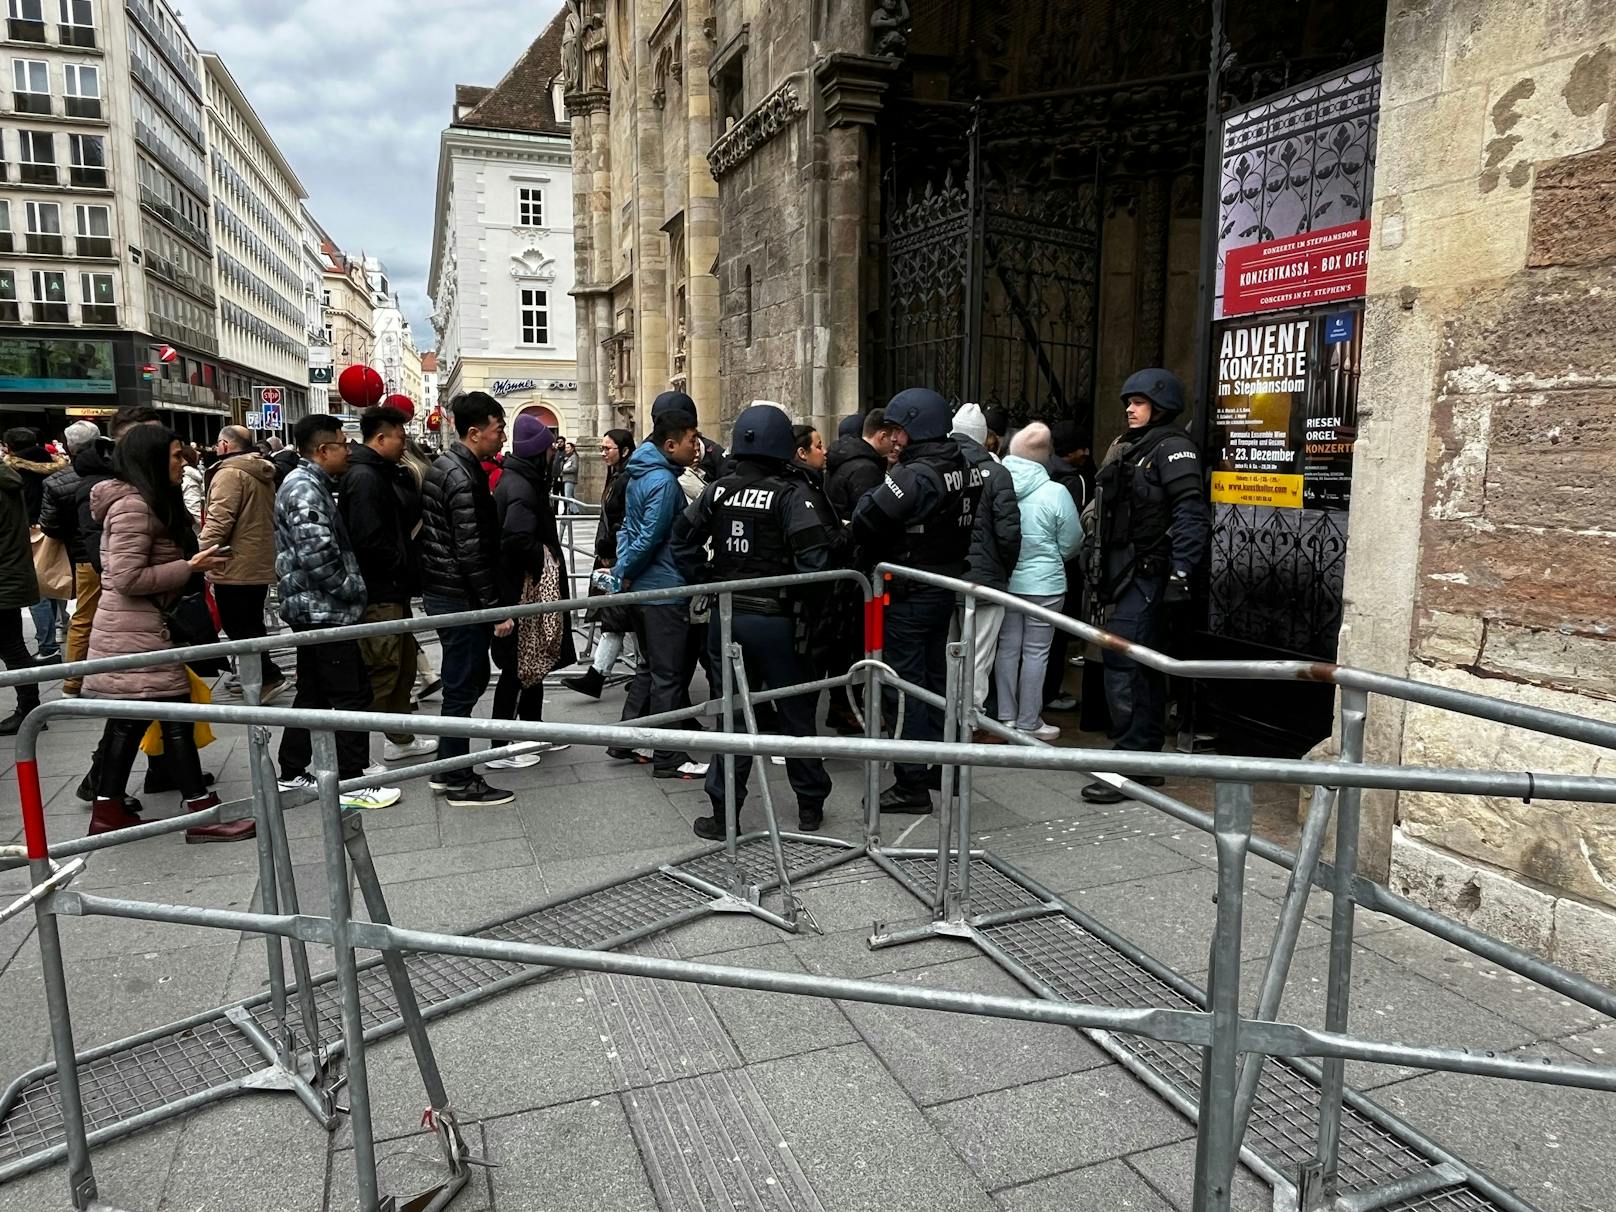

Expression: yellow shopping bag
xmin=140 ymin=668 xmax=216 ymax=756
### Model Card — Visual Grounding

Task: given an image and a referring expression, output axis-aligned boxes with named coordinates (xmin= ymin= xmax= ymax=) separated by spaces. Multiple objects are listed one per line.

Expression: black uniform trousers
xmin=622 ymin=601 xmax=703 ymax=771
xmin=881 ymin=585 xmax=956 ymax=791
xmin=1101 ymin=576 xmax=1167 ymax=752
xmin=703 ymin=611 xmax=831 ymax=814
xmin=278 ymin=628 xmax=375 ymax=781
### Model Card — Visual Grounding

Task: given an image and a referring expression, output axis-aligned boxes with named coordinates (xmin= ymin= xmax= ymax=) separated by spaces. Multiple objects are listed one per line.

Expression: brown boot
xmin=87 ymin=796 xmax=143 ymax=836
xmin=182 ymin=794 xmax=256 ymax=844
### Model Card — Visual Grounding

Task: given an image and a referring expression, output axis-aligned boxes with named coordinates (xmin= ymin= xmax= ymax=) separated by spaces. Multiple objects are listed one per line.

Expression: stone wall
xmin=1340 ymin=0 xmax=1616 ymax=982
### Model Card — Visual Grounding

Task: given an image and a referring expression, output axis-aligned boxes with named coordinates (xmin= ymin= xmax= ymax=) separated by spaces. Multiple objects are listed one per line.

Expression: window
xmin=322 ymin=323 xmax=332 ymax=344
xmin=7 ymin=0 xmax=46 ymax=40
xmin=68 ymin=132 xmax=104 ymax=187
xmin=12 ymin=59 xmax=50 ymax=115
xmin=0 ymin=201 xmax=9 ymax=252
xmin=517 ymin=186 xmax=544 ymax=228
xmin=31 ymin=269 xmax=67 ymax=322
xmin=58 ymin=0 xmax=94 ymax=45
xmin=75 ymin=203 xmax=109 ymax=256
xmin=80 ymin=271 xmax=114 ymax=323
xmin=63 ymin=63 xmax=99 ymax=118
xmin=519 ymin=287 xmax=549 ymax=344
xmin=0 ymin=269 xmax=15 ymax=323
xmin=17 ymin=128 xmax=54 ymax=185
xmin=25 ymin=200 xmax=61 ymax=254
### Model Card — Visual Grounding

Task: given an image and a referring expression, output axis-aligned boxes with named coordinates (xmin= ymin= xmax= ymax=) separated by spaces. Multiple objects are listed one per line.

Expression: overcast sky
xmin=181 ymin=1 xmax=564 ymax=352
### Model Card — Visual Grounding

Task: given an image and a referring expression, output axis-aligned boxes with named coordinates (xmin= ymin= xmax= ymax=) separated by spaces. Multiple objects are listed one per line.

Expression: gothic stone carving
xmin=707 ymin=78 xmax=805 ymax=179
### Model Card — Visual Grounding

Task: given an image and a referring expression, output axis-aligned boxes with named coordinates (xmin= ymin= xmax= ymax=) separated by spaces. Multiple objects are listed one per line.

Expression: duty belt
xmin=732 ymin=592 xmax=787 ymax=616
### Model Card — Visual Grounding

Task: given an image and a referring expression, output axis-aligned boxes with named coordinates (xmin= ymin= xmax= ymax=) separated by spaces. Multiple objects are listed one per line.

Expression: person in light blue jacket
xmin=996 ymin=422 xmax=1083 ymax=739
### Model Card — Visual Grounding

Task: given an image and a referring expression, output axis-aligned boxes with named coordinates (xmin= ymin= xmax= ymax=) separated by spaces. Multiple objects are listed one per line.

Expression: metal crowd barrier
xmin=0 ymin=568 xmax=1611 ymax=1212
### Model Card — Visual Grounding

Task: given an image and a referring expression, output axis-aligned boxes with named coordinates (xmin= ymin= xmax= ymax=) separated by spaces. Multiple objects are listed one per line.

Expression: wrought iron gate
xmin=880 ymin=105 xmax=1100 ymax=426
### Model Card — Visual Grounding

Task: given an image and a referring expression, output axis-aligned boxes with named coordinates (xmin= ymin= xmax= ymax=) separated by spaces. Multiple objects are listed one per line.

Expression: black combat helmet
xmin=730 ymin=403 xmax=797 ymax=462
xmin=1119 ymin=368 xmax=1187 ymax=417
xmin=884 ymin=388 xmax=952 ymax=441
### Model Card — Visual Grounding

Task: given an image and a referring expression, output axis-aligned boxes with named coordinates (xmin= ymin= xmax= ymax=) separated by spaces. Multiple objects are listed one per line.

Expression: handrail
xmin=874 ymin=563 xmax=1616 ymax=752
xmin=0 ymin=569 xmax=873 ymax=689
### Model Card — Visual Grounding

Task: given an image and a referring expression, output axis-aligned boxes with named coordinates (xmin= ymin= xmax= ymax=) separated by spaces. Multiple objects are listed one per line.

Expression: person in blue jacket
xmin=994 ymin=423 xmax=1082 ymax=740
xmin=600 ymin=406 xmax=709 ymax=779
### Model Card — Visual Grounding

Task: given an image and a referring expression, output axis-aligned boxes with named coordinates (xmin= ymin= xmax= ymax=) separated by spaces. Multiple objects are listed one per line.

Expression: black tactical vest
xmin=1095 ymin=426 xmax=1181 ymax=563
xmin=709 ymin=468 xmax=797 ymax=582
xmin=903 ymin=447 xmax=984 ymax=575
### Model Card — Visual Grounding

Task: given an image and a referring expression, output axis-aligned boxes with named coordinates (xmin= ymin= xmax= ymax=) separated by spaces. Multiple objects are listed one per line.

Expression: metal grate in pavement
xmin=983 ymin=912 xmax=1494 ymax=1212
xmin=678 ymin=839 xmax=835 ymax=890
xmin=623 ymin=1069 xmax=824 ymax=1212
xmin=889 ymin=854 xmax=1043 ymax=914
xmin=0 ymin=838 xmax=805 ymax=1174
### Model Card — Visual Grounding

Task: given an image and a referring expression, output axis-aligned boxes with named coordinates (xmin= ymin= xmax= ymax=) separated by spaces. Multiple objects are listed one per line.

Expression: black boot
xmin=875 ymin=784 xmax=932 ymax=815
xmin=143 ymin=762 xmax=216 ymax=794
xmin=797 ymin=802 xmax=824 ymax=833
xmin=561 ymin=666 xmax=605 ymax=699
xmin=0 ymin=691 xmax=41 ymax=736
xmin=692 ymin=802 xmax=729 ymax=841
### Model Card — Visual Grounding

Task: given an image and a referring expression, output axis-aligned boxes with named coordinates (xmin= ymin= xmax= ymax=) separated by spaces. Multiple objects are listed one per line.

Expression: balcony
xmin=31 ymin=301 xmax=68 ymax=323
xmin=150 ymin=316 xmax=217 ymax=356
xmin=76 ymin=235 xmax=112 ymax=258
xmin=0 ymin=301 xmax=17 ymax=323
xmin=57 ymin=24 xmax=95 ymax=48
xmin=80 ymin=303 xmax=116 ymax=325
xmin=125 ymin=0 xmax=202 ymax=98
xmin=64 ymin=96 xmax=101 ymax=119
xmin=133 ymin=119 xmax=206 ymax=198
xmin=25 ymin=233 xmax=62 ymax=255
xmin=69 ymin=165 xmax=107 ymax=189
xmin=137 ymin=184 xmax=210 ymax=252
xmin=12 ymin=92 xmax=50 ymax=116
xmin=18 ymin=163 xmax=57 ymax=186
xmin=6 ymin=18 xmax=46 ymax=41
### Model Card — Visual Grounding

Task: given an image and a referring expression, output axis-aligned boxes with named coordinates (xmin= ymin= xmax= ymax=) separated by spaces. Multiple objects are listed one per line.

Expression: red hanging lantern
xmin=425 ymin=407 xmax=443 ymax=432
xmin=381 ymin=393 xmax=415 ymax=421
xmin=336 ymin=364 xmax=385 ymax=409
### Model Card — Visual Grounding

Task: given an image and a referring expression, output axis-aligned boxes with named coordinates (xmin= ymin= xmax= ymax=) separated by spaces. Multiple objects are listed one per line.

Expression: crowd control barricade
xmin=0 ymin=569 xmax=1611 ymax=1212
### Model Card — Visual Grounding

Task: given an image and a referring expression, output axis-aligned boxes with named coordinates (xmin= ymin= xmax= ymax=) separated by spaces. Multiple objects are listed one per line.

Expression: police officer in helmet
xmin=850 ymin=387 xmax=984 ymax=814
xmin=1080 ymin=368 xmax=1210 ymax=805
xmin=674 ymin=404 xmax=836 ymax=837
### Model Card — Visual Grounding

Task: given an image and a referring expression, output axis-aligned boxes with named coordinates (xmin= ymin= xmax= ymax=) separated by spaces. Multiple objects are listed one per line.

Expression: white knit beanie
xmin=951 ymin=402 xmax=987 ymax=445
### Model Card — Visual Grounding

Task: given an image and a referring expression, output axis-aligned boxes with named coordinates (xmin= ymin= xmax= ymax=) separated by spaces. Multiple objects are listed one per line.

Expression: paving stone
xmin=796 ymin=870 xmax=935 ymax=935
xmin=1122 ymin=1140 xmax=1274 ymax=1212
xmin=789 ymin=923 xmax=976 ymax=981
xmin=0 ymin=1123 xmax=182 ymax=1212
xmin=50 ymin=872 xmax=259 ymax=964
xmin=836 ymin=954 xmax=1107 ymax=1105
xmin=343 ymin=974 xmax=620 ymax=1145
xmin=666 ymin=907 xmax=795 ymax=959
xmin=1066 ymin=863 xmax=1329 ymax=975
xmin=698 ymin=940 xmax=861 ymax=1064
xmin=484 ymin=1096 xmax=656 ymax=1211
xmin=993 ymin=1157 xmax=1175 ymax=1211
xmin=519 ymin=790 xmax=696 ymax=861
xmin=368 ymin=838 xmax=538 ymax=885
xmin=162 ymin=1094 xmax=326 ymax=1211
xmin=1554 ymin=1020 xmax=1616 ymax=1064
xmin=1358 ymin=921 xmax=1614 ymax=1037
xmin=748 ymin=1042 xmax=998 ymax=1211
xmin=359 ymin=865 xmax=551 ymax=936
xmin=928 ymin=1065 xmax=1192 ymax=1188
xmin=1373 ymin=1041 xmax=1616 ymax=1212
xmin=1192 ymin=941 xmax=1543 ymax=1089
xmin=330 ymin=1131 xmax=496 ymax=1212
xmin=987 ymin=836 xmax=1202 ymax=896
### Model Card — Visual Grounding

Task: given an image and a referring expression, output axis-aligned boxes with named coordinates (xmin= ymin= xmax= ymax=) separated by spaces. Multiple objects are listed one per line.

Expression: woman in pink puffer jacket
xmin=82 ymin=425 xmax=243 ymax=842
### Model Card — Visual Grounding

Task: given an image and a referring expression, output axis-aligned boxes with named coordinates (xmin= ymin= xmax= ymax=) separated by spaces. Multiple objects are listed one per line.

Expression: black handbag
xmin=583 ymin=577 xmax=635 ymax=635
xmin=160 ymin=578 xmax=226 ymax=675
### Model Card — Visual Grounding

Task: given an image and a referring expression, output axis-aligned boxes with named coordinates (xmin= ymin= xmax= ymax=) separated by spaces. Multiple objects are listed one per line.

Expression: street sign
xmin=262 ymin=403 xmax=281 ymax=428
xmin=254 ymin=386 xmax=284 ymax=430
xmin=308 ymin=345 xmax=333 ymax=385
xmin=246 ymin=411 xmax=263 ymax=428
xmin=155 ymin=344 xmax=178 ymax=364
xmin=256 ymin=385 xmax=282 ymax=406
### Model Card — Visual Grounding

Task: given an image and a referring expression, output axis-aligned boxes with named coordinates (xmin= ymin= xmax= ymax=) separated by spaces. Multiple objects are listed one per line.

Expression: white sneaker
xmin=1022 ymin=722 xmax=1062 ymax=742
xmin=770 ymin=755 xmax=786 ymax=766
xmin=363 ymin=762 xmax=387 ymax=777
xmin=277 ymin=773 xmax=315 ymax=793
xmin=383 ymin=737 xmax=438 ymax=761
xmin=342 ymin=786 xmax=402 ymax=810
xmin=485 ymin=752 xmax=542 ymax=770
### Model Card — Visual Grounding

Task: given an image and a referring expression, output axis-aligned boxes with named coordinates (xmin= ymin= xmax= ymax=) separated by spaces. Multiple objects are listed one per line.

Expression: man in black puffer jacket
xmin=417 ymin=391 xmax=514 ymax=808
xmin=950 ymin=403 xmax=1021 ymax=728
xmin=823 ymin=408 xmax=900 ymax=526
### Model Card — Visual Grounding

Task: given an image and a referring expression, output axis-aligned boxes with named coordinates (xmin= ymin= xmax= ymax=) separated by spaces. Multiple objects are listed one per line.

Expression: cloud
xmin=180 ymin=0 xmax=565 ymax=352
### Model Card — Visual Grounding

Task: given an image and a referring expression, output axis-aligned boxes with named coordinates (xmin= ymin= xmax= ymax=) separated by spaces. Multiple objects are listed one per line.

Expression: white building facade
xmin=201 ymin=52 xmax=308 ymax=431
xmin=299 ymin=201 xmax=328 ymax=416
xmin=428 ymin=13 xmax=578 ymax=440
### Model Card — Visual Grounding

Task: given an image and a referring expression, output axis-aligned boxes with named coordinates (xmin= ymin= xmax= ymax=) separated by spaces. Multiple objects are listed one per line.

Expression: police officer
xmin=1080 ymin=368 xmax=1211 ymax=805
xmin=850 ymin=387 xmax=984 ymax=814
xmin=674 ymin=404 xmax=837 ymax=837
